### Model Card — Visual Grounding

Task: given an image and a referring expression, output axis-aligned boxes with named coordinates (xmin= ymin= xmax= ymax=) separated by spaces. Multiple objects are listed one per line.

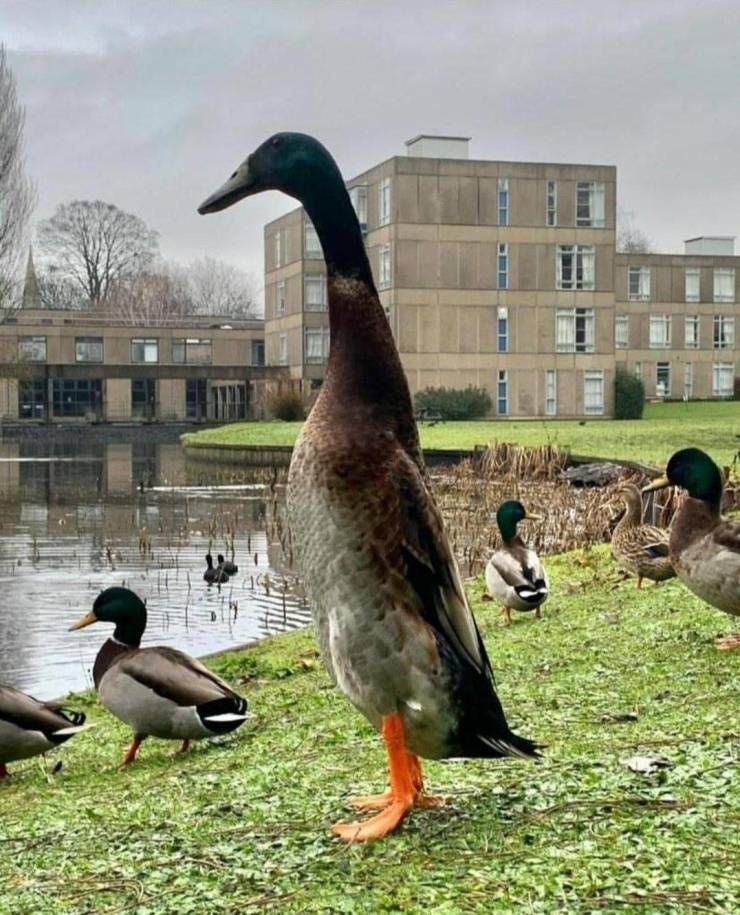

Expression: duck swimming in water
xmin=199 ymin=132 xmax=538 ymax=841
xmin=217 ymin=554 xmax=238 ymax=576
xmin=70 ymin=587 xmax=248 ymax=763
xmin=0 ymin=685 xmax=86 ymax=778
xmin=204 ymin=553 xmax=229 ymax=585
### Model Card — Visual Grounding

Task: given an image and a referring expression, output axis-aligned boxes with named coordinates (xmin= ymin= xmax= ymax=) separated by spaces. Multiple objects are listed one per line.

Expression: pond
xmin=0 ymin=429 xmax=308 ymax=699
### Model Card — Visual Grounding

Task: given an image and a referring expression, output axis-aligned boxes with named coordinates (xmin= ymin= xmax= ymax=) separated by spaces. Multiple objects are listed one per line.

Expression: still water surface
xmin=0 ymin=432 xmax=308 ymax=699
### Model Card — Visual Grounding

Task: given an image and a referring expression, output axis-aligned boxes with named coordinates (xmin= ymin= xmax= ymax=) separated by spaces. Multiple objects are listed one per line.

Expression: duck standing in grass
xmin=199 ymin=133 xmax=538 ymax=841
xmin=485 ymin=500 xmax=549 ymax=624
xmin=644 ymin=448 xmax=740 ymax=650
xmin=610 ymin=482 xmax=675 ymax=589
xmin=70 ymin=587 xmax=248 ymax=763
xmin=0 ymin=685 xmax=86 ymax=778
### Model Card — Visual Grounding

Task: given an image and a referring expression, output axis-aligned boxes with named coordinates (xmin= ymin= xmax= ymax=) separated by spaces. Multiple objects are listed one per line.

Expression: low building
xmin=263 ymin=136 xmax=738 ymax=416
xmin=0 ymin=307 xmax=269 ymax=424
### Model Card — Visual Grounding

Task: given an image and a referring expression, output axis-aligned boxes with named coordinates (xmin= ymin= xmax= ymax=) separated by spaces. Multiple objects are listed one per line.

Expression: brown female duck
xmin=610 ymin=482 xmax=675 ymax=588
xmin=199 ymin=133 xmax=538 ymax=841
xmin=644 ymin=448 xmax=740 ymax=650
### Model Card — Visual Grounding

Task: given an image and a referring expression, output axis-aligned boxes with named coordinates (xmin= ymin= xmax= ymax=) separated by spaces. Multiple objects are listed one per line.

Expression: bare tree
xmin=36 ymin=265 xmax=87 ymax=310
xmin=185 ymin=256 xmax=258 ymax=318
xmin=104 ymin=262 xmax=190 ymax=326
xmin=617 ymin=208 xmax=653 ymax=254
xmin=0 ymin=45 xmax=36 ymax=319
xmin=37 ymin=200 xmax=159 ymax=304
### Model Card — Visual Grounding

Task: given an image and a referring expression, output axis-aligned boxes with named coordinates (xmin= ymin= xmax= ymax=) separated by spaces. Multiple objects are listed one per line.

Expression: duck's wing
xmin=0 ymin=685 xmax=86 ymax=737
xmin=488 ymin=548 xmax=538 ymax=590
xmin=713 ymin=518 xmax=740 ymax=554
xmin=637 ymin=525 xmax=671 ymax=559
xmin=117 ymin=648 xmax=244 ymax=709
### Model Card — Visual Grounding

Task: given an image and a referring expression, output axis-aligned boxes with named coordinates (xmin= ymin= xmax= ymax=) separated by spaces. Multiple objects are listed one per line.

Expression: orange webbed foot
xmin=716 ymin=633 xmax=740 ymax=651
xmin=332 ymin=798 xmax=413 ymax=842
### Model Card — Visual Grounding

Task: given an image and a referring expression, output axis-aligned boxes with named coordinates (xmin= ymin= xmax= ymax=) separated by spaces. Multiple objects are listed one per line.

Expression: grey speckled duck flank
xmin=610 ymin=483 xmax=675 ymax=589
xmin=644 ymin=448 xmax=740 ymax=650
xmin=485 ymin=501 xmax=549 ymax=625
xmin=70 ymin=587 xmax=248 ymax=764
xmin=0 ymin=685 xmax=86 ymax=778
xmin=199 ymin=133 xmax=539 ymax=841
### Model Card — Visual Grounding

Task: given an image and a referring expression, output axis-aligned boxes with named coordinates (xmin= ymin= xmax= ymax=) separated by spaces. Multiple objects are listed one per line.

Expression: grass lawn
xmin=181 ymin=401 xmax=740 ymax=467
xmin=1 ymin=547 xmax=738 ymax=913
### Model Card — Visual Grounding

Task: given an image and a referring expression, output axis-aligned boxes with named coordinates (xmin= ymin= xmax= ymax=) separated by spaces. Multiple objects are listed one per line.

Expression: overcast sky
xmin=5 ymin=0 xmax=740 ymax=300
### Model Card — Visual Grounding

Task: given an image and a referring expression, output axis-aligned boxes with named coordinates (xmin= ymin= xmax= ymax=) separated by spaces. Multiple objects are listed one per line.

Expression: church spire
xmin=22 ymin=246 xmax=40 ymax=309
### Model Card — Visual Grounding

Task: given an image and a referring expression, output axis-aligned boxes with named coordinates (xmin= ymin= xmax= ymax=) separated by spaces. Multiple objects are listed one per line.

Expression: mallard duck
xmin=0 ymin=685 xmax=86 ymax=778
xmin=485 ymin=500 xmax=548 ymax=624
xmin=218 ymin=554 xmax=238 ymax=575
xmin=644 ymin=448 xmax=740 ymax=650
xmin=199 ymin=132 xmax=538 ymax=842
xmin=204 ymin=553 xmax=229 ymax=585
xmin=69 ymin=587 xmax=248 ymax=763
xmin=610 ymin=482 xmax=675 ymax=589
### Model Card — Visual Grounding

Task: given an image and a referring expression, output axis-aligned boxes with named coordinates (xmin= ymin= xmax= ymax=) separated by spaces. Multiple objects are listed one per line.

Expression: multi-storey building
xmin=263 ymin=135 xmax=738 ymax=416
xmin=0 ymin=308 xmax=267 ymax=423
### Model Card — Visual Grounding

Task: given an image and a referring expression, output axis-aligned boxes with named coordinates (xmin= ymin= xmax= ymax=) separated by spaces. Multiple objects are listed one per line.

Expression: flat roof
xmin=684 ymin=235 xmax=736 ymax=242
xmin=405 ymin=134 xmax=471 ymax=145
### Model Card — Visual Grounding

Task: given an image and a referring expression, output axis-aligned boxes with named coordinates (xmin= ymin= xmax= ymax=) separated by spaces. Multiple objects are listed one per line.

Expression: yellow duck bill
xmin=642 ymin=476 xmax=670 ymax=494
xmin=69 ymin=610 xmax=98 ymax=631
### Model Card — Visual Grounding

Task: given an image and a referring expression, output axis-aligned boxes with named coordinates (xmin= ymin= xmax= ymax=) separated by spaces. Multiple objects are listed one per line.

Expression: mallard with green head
xmin=199 ymin=133 xmax=539 ymax=842
xmin=610 ymin=482 xmax=675 ymax=589
xmin=485 ymin=501 xmax=548 ymax=624
xmin=644 ymin=448 xmax=739 ymax=650
xmin=70 ymin=587 xmax=248 ymax=763
xmin=0 ymin=685 xmax=86 ymax=778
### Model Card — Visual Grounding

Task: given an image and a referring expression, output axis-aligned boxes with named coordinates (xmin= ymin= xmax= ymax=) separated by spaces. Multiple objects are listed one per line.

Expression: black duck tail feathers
xmin=477 ymin=730 xmax=542 ymax=760
xmin=197 ymin=696 xmax=249 ymax=734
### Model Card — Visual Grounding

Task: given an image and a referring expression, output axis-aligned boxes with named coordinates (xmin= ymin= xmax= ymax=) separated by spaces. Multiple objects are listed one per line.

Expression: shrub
xmin=614 ymin=368 xmax=645 ymax=419
xmin=414 ymin=386 xmax=492 ymax=420
xmin=269 ymin=390 xmax=305 ymax=421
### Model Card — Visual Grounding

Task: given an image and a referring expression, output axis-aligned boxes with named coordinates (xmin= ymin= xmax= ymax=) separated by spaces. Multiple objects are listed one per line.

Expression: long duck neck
xmin=92 ymin=617 xmax=144 ymax=689
xmin=302 ymin=178 xmax=415 ymax=440
xmin=615 ymin=489 xmax=642 ymax=531
xmin=670 ymin=495 xmax=720 ymax=557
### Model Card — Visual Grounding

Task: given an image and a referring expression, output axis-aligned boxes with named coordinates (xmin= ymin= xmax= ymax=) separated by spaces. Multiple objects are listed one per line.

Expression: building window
xmin=379 ymin=244 xmax=392 ymax=289
xmin=628 ymin=266 xmax=651 ymax=301
xmin=683 ymin=362 xmax=694 ymax=400
xmin=685 ymin=315 xmax=700 ymax=349
xmin=52 ymin=378 xmax=102 ymax=418
xmin=350 ymin=185 xmax=368 ymax=235
xmin=497 ymin=306 xmax=508 ymax=353
xmin=576 ymin=181 xmax=605 ymax=228
xmin=172 ymin=338 xmax=212 ymax=364
xmin=556 ymin=308 xmax=595 ymax=353
xmin=498 ymin=178 xmax=509 ymax=226
xmin=556 ymin=245 xmax=595 ymax=290
xmin=186 ymin=378 xmax=207 ymax=420
xmin=713 ymin=268 xmax=735 ymax=303
xmin=304 ymin=216 xmax=322 ymax=258
xmin=685 ymin=267 xmax=700 ymax=303
xmin=497 ymin=243 xmax=508 ymax=290
xmin=546 ymin=180 xmax=557 ymax=227
xmin=615 ymin=315 xmax=629 ymax=349
xmin=712 ymin=362 xmax=734 ymax=398
xmin=305 ymin=327 xmax=330 ymax=364
xmin=583 ymin=369 xmax=604 ymax=415
xmin=250 ymin=339 xmax=265 ymax=366
xmin=379 ymin=177 xmax=391 ymax=226
xmin=304 ymin=275 xmax=327 ymax=312
xmin=278 ymin=333 xmax=288 ymax=366
xmin=634 ymin=362 xmax=642 ymax=380
xmin=649 ymin=315 xmax=671 ymax=349
xmin=130 ymin=338 xmax=158 ymax=363
xmin=497 ymin=370 xmax=508 ymax=415
xmin=17 ymin=336 xmax=47 ymax=362
xmin=274 ymin=231 xmax=282 ymax=268
xmin=713 ymin=314 xmax=735 ymax=349
xmin=131 ymin=378 xmax=156 ymax=420
xmin=545 ymin=369 xmax=557 ymax=416
xmin=656 ymin=362 xmax=671 ymax=398
xmin=277 ymin=280 xmax=286 ymax=315
xmin=18 ymin=380 xmax=47 ymax=419
xmin=75 ymin=336 xmax=103 ymax=363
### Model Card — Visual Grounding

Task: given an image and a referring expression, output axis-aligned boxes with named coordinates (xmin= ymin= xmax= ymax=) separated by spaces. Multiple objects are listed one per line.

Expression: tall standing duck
xmin=199 ymin=133 xmax=538 ymax=841
xmin=0 ymin=685 xmax=86 ymax=778
xmin=70 ymin=587 xmax=248 ymax=762
xmin=485 ymin=500 xmax=549 ymax=624
xmin=610 ymin=482 xmax=675 ymax=589
xmin=644 ymin=448 xmax=739 ymax=650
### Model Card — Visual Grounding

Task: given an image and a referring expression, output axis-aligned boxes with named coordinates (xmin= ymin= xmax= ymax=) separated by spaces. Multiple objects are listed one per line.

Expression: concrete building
xmin=0 ymin=308 xmax=268 ymax=424
xmin=263 ymin=135 xmax=738 ymax=416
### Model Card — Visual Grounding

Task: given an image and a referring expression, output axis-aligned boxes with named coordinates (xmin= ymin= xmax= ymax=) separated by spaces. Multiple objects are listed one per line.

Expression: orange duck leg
xmin=333 ymin=714 xmax=446 ymax=842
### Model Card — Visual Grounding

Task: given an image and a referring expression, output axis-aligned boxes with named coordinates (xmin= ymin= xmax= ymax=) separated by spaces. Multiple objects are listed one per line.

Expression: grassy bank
xmin=1 ymin=547 xmax=738 ymax=913
xmin=181 ymin=401 xmax=739 ymax=466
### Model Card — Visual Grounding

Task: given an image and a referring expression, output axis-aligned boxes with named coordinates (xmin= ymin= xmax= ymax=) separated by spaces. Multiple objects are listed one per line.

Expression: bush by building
xmin=414 ymin=386 xmax=492 ymax=421
xmin=614 ymin=368 xmax=645 ymax=419
xmin=269 ymin=390 xmax=305 ymax=421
